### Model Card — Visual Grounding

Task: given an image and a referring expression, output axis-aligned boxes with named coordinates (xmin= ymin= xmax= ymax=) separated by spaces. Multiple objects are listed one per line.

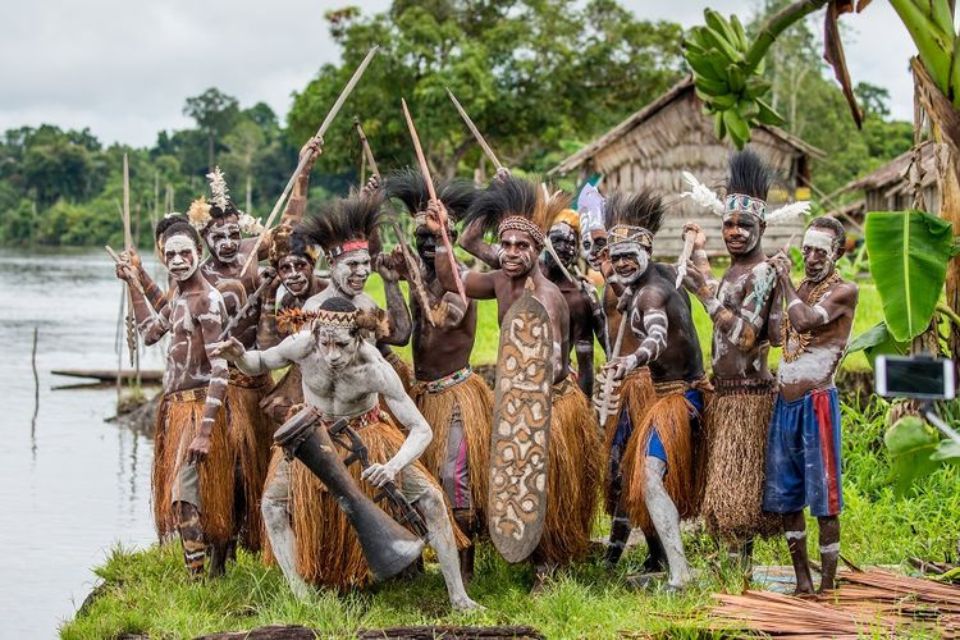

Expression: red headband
xmin=329 ymin=239 xmax=369 ymax=259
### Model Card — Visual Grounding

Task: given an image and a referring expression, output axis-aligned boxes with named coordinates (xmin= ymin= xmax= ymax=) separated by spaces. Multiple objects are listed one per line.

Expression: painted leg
xmin=261 ymin=459 xmax=311 ymax=600
xmin=726 ymin=538 xmax=755 ymax=577
xmin=453 ymin=509 xmax=476 ymax=585
xmin=817 ymin=516 xmax=840 ymax=593
xmin=604 ymin=502 xmax=631 ymax=567
xmin=641 ymin=531 xmax=668 ymax=573
xmin=644 ymin=457 xmax=691 ymax=590
xmin=783 ymin=511 xmax=814 ymax=595
xmin=174 ymin=501 xmax=206 ymax=578
xmin=208 ymin=540 xmax=229 ymax=578
xmin=416 ymin=487 xmax=481 ymax=611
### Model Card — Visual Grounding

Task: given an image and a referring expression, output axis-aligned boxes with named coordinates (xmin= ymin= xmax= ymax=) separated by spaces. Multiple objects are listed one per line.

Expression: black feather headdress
xmin=728 ymin=150 xmax=771 ymax=200
xmin=462 ymin=175 xmax=569 ymax=247
xmin=384 ymin=168 xmax=476 ymax=223
xmin=297 ymin=191 xmax=384 ymax=259
xmin=269 ymin=224 xmax=319 ymax=267
xmin=604 ymin=190 xmax=664 ymax=252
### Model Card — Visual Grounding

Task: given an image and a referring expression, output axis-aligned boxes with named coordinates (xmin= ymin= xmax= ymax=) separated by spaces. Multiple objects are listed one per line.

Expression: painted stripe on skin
xmin=785 ymin=530 xmax=806 ymax=541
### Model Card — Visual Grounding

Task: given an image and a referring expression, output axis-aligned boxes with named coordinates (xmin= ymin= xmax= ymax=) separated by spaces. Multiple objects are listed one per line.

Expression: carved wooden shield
xmin=488 ymin=289 xmax=554 ymax=563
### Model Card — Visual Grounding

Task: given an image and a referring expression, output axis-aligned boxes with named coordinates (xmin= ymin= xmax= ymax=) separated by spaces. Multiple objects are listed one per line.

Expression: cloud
xmin=0 ymin=0 xmax=916 ymax=146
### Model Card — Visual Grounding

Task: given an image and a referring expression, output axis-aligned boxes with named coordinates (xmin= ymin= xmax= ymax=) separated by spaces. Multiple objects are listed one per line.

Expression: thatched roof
xmin=548 ymin=76 xmax=824 ymax=177
xmin=839 ymin=140 xmax=936 ymax=196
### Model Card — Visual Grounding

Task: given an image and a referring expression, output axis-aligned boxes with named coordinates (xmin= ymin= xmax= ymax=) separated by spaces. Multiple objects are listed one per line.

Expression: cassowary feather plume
xmin=462 ymin=175 xmax=569 ymax=244
xmin=297 ymin=191 xmax=384 ymax=256
xmin=384 ymin=168 xmax=476 ymax=222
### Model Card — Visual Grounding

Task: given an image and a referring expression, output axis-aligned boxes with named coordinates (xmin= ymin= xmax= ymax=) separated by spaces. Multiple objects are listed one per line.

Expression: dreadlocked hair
xmin=727 ymin=149 xmax=771 ymax=200
xmin=297 ymin=191 xmax=384 ymax=256
xmin=384 ymin=168 xmax=476 ymax=222
xmin=603 ymin=191 xmax=665 ymax=236
xmin=463 ymin=175 xmax=569 ymax=246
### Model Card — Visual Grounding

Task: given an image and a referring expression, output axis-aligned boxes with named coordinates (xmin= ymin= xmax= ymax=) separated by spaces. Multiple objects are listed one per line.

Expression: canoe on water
xmin=51 ymin=369 xmax=164 ymax=383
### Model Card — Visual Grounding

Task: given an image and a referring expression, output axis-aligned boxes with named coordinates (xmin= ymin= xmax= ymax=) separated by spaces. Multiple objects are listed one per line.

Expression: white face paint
xmin=609 ymin=245 xmax=649 ymax=285
xmin=204 ymin=219 xmax=242 ymax=264
xmin=163 ymin=234 xmax=199 ymax=282
xmin=803 ymin=229 xmax=835 ymax=253
xmin=331 ymin=249 xmax=371 ymax=297
xmin=802 ymin=228 xmax=838 ymax=283
xmin=314 ymin=325 xmax=361 ymax=370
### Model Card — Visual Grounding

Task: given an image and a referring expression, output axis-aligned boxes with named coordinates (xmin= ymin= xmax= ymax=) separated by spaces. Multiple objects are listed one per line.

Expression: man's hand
xmin=387 ymin=245 xmax=410 ymax=281
xmin=211 ymin=336 xmax=246 ymax=361
xmin=361 ymin=461 xmax=399 ymax=488
xmin=769 ymin=251 xmax=792 ymax=280
xmin=682 ymin=260 xmax=708 ymax=294
xmin=683 ymin=222 xmax=707 ymax=251
xmin=361 ymin=174 xmax=381 ymax=197
xmin=187 ymin=434 xmax=212 ymax=464
xmin=300 ymin=136 xmax=323 ymax=162
xmin=494 ymin=167 xmax=511 ymax=184
xmin=423 ymin=199 xmax=448 ymax=237
xmin=375 ymin=250 xmax=402 ymax=283
xmin=604 ymin=353 xmax=638 ymax=381
xmin=115 ymin=256 xmax=140 ymax=286
xmin=120 ymin=249 xmax=142 ymax=271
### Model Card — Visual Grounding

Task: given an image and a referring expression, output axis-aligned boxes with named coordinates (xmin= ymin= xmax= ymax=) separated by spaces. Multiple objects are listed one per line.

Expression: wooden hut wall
xmin=588 ymin=91 xmax=806 ymax=257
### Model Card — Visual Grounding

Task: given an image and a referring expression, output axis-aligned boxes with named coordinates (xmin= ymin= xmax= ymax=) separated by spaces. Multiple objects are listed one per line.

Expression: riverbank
xmin=62 ymin=400 xmax=960 ymax=639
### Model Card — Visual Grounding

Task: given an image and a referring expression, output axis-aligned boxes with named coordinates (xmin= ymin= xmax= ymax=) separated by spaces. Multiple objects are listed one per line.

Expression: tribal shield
xmin=488 ymin=286 xmax=554 ymax=562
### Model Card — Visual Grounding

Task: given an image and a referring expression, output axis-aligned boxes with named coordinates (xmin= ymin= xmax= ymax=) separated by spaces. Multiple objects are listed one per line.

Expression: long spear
xmin=447 ymin=88 xmax=577 ymax=286
xmin=599 ymin=287 xmax=634 ymax=426
xmin=241 ymin=46 xmax=380 ymax=274
xmin=400 ymin=98 xmax=466 ymax=306
xmin=122 ymin=154 xmax=138 ymax=369
xmin=354 ymin=118 xmax=380 ymax=178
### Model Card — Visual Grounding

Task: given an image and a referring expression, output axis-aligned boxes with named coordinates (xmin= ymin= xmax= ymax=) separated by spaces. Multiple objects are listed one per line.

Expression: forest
xmin=0 ymin=0 xmax=911 ymax=249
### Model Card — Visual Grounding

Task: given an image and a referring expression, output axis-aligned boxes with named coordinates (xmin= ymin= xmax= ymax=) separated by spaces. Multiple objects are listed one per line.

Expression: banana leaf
xmin=884 ymin=415 xmax=941 ymax=494
xmin=864 ymin=211 xmax=955 ymax=342
xmin=844 ymin=321 xmax=908 ymax=368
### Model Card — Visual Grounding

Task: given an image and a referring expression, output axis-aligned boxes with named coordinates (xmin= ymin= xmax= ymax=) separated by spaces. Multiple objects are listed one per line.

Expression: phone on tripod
xmin=875 ymin=355 xmax=955 ymax=400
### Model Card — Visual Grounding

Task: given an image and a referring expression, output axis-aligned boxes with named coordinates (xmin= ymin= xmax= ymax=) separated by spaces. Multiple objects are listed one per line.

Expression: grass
xmin=62 ymin=398 xmax=960 ymax=639
xmin=363 ymin=273 xmax=884 ymax=372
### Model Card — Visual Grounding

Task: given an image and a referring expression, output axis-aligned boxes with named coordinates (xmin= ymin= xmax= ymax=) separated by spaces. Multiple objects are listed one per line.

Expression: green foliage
xmin=884 ymin=415 xmax=941 ymax=495
xmin=864 ymin=210 xmax=955 ymax=342
xmin=846 ymin=321 xmax=909 ymax=369
xmin=287 ymin=0 xmax=684 ymax=178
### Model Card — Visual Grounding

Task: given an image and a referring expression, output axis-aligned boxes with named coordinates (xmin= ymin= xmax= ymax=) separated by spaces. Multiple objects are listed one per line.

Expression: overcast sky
xmin=0 ymin=1 xmax=914 ymax=148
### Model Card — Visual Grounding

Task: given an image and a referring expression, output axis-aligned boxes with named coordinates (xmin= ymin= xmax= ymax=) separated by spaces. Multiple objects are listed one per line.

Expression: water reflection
xmin=0 ymin=248 xmax=159 ymax=638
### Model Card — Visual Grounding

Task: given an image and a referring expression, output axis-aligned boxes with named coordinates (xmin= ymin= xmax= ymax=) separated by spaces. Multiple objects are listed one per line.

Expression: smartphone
xmin=875 ymin=355 xmax=956 ymax=400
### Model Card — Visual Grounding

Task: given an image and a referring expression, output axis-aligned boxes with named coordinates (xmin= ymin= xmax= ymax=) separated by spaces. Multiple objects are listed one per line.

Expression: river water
xmin=0 ymin=248 xmax=162 ymax=638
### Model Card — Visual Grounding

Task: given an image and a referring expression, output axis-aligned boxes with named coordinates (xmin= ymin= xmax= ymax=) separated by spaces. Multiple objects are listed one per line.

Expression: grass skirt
xmin=621 ymin=381 xmax=696 ymax=534
xmin=226 ymin=368 xmax=273 ymax=551
xmin=411 ymin=372 xmax=493 ymax=518
xmin=153 ymin=388 xmax=235 ymax=545
xmin=602 ymin=367 xmax=656 ymax=515
xmin=700 ymin=378 xmax=780 ymax=541
xmin=263 ymin=410 xmax=466 ymax=591
xmin=537 ymin=377 xmax=602 ymax=565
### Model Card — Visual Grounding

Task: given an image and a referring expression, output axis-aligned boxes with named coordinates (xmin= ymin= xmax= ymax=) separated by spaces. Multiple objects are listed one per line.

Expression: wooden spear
xmin=400 ymin=98 xmax=467 ymax=306
xmin=354 ymin=117 xmax=380 ymax=178
xmin=241 ymin=45 xmax=380 ymax=275
xmin=122 ymin=155 xmax=138 ymax=368
xmin=448 ymin=88 xmax=576 ymax=286
xmin=599 ymin=288 xmax=634 ymax=426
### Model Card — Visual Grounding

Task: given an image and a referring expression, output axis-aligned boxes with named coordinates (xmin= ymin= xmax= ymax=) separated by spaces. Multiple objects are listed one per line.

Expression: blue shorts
xmin=647 ymin=388 xmax=704 ymax=463
xmin=762 ymin=387 xmax=843 ymax=517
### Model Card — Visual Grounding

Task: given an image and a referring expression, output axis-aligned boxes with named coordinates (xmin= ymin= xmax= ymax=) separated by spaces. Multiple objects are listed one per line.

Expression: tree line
xmin=0 ymin=0 xmax=912 ymax=249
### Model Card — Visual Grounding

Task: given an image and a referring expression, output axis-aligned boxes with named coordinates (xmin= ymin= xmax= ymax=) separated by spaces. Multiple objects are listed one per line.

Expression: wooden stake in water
xmin=31 ymin=327 xmax=39 ymax=449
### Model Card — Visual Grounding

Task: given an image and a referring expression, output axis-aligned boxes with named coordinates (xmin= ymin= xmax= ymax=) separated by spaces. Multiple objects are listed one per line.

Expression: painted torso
xmin=713 ymin=260 xmax=777 ymax=381
xmin=163 ymin=285 xmax=228 ymax=394
xmin=200 ymin=237 xmax=262 ymax=349
xmin=411 ymin=269 xmax=478 ymax=382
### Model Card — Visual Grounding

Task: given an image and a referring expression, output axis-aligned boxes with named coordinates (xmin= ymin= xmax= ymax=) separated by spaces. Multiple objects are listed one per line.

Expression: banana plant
xmin=683 ymin=1 xmax=832 ymax=148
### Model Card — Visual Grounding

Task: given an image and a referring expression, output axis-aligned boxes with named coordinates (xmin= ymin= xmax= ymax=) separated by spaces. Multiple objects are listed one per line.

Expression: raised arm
xmin=212 ymin=331 xmax=307 ymax=376
xmin=115 ymin=260 xmax=171 ymax=345
xmin=256 ymin=277 xmax=284 ymax=349
xmin=376 ymin=253 xmax=413 ymax=346
xmin=684 ymin=223 xmax=719 ymax=297
xmin=361 ymin=347 xmax=434 ymax=487
xmin=279 ymin=138 xmax=321 ymax=226
xmin=459 ymin=218 xmax=501 ymax=269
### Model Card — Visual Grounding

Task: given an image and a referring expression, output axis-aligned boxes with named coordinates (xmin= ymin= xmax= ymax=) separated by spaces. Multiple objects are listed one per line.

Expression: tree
xmin=183 ymin=88 xmax=240 ymax=171
xmin=286 ymin=0 xmax=685 ymax=179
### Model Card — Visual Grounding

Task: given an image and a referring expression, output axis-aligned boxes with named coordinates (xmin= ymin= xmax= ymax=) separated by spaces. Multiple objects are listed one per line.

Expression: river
xmin=0 ymin=248 xmax=161 ymax=638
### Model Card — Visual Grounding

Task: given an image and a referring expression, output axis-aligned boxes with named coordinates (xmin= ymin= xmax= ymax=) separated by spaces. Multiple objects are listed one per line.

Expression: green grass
xmin=364 ymin=274 xmax=883 ymax=371
xmin=62 ymin=398 xmax=959 ymax=639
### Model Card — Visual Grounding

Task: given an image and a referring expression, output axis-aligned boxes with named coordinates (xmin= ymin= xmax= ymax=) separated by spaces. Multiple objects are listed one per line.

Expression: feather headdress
xmin=604 ymin=190 xmax=664 ymax=252
xmin=186 ymin=195 xmax=212 ymax=232
xmin=462 ymin=175 xmax=569 ymax=248
xmin=577 ymin=183 xmax=606 ymax=235
xmin=297 ymin=191 xmax=384 ymax=259
xmin=269 ymin=223 xmax=320 ymax=267
xmin=384 ymin=167 xmax=476 ymax=225
xmin=682 ymin=149 xmax=809 ymax=222
xmin=207 ymin=167 xmax=230 ymax=211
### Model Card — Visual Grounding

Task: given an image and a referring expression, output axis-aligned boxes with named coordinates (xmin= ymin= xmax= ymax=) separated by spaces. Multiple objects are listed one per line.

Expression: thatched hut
xmin=548 ymin=77 xmax=823 ymax=257
xmin=830 ymin=141 xmax=937 ymax=224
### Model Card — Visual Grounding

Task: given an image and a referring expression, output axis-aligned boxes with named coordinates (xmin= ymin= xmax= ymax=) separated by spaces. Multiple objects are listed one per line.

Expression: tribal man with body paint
xmin=383 ymin=168 xmax=493 ymax=583
xmin=681 ymin=151 xmax=794 ymax=569
xmin=540 ymin=208 xmax=605 ymax=399
xmin=115 ymin=215 xmax=234 ymax=577
xmin=429 ymin=175 xmax=602 ymax=592
xmin=764 ymin=216 xmax=858 ymax=594
xmin=213 ymin=297 xmax=479 ymax=610
xmin=603 ymin=191 xmax=707 ymax=591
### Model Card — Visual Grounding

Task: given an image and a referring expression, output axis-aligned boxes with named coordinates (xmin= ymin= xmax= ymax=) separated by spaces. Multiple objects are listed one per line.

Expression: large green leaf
xmin=931 ymin=439 xmax=960 ymax=462
xmin=884 ymin=415 xmax=941 ymax=494
xmin=865 ymin=211 xmax=955 ymax=342
xmin=844 ymin=322 xmax=909 ymax=369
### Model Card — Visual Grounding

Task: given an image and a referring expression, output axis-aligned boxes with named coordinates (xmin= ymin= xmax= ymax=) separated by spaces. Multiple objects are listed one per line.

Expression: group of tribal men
xmin=114 ymin=136 xmax=858 ymax=611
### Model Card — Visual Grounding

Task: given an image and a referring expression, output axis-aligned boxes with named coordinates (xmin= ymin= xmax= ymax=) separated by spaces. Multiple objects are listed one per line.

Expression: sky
xmin=0 ymin=1 xmax=915 ymax=148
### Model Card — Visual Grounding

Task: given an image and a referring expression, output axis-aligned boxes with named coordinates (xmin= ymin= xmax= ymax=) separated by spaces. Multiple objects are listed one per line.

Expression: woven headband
xmin=313 ymin=308 xmax=359 ymax=328
xmin=725 ymin=193 xmax=766 ymax=219
xmin=607 ymin=224 xmax=653 ymax=251
xmin=498 ymin=216 xmax=545 ymax=247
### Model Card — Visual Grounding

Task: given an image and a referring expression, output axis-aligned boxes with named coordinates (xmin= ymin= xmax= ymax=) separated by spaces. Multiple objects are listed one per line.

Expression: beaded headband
xmin=314 ymin=308 xmax=360 ymax=328
xmin=607 ymin=224 xmax=653 ymax=252
xmin=498 ymin=215 xmax=545 ymax=247
xmin=681 ymin=171 xmax=810 ymax=224
xmin=725 ymin=193 xmax=766 ymax=219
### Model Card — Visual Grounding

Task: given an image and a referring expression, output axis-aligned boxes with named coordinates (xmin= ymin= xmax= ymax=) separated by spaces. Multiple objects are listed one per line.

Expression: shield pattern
xmin=487 ymin=288 xmax=554 ymax=563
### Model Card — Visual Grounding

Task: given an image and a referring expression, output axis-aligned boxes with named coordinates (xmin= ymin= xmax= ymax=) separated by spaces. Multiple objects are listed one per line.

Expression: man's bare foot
xmin=451 ymin=595 xmax=484 ymax=612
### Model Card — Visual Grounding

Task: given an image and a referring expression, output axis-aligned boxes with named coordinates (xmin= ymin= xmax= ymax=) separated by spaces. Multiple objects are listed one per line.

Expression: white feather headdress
xmin=680 ymin=170 xmax=809 ymax=223
xmin=206 ymin=167 xmax=230 ymax=211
